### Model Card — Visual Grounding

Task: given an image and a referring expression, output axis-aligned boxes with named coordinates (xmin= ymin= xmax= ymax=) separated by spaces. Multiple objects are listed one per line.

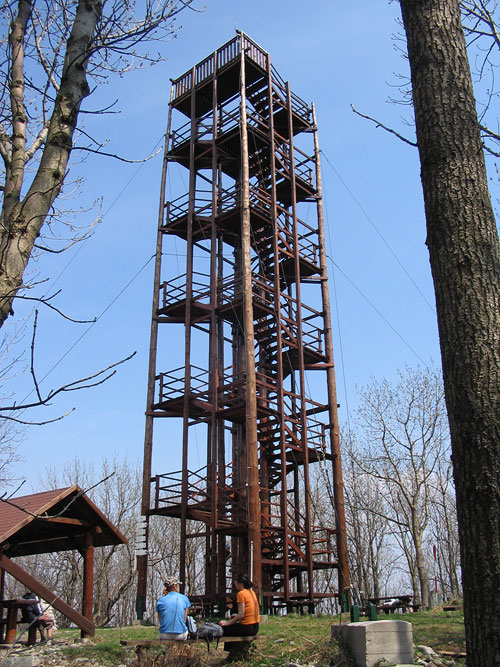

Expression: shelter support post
xmin=82 ymin=533 xmax=94 ymax=637
xmin=0 ymin=553 xmax=94 ymax=636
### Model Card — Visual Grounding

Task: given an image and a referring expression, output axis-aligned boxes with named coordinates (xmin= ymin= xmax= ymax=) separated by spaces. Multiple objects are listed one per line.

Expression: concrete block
xmin=337 ymin=620 xmax=414 ymax=667
xmin=0 ymin=656 xmax=40 ymax=667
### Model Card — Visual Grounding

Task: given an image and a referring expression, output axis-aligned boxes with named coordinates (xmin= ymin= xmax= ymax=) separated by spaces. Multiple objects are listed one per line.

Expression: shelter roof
xmin=0 ymin=485 xmax=127 ymax=557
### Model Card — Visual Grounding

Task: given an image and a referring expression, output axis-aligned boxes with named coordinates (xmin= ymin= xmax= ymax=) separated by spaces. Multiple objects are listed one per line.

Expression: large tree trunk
xmin=0 ymin=0 xmax=101 ymax=327
xmin=399 ymin=0 xmax=500 ymax=662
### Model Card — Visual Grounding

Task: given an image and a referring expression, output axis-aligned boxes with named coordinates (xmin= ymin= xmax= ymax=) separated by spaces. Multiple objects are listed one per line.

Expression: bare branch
xmin=14 ymin=295 xmax=97 ymax=323
xmin=72 ymin=144 xmax=162 ymax=163
xmin=0 ymin=351 xmax=136 ymax=412
xmin=0 ymin=480 xmax=26 ymax=500
xmin=30 ymin=310 xmax=42 ymax=403
xmin=0 ymin=408 xmax=74 ymax=425
xmin=351 ymin=104 xmax=418 ymax=146
xmin=0 ymin=121 xmax=11 ymax=168
xmin=480 ymin=123 xmax=500 ymax=157
xmin=24 ymin=120 xmax=50 ymax=162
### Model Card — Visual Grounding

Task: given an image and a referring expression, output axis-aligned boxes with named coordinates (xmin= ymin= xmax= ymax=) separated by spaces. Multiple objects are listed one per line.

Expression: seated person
xmin=38 ymin=602 xmax=57 ymax=642
xmin=219 ymin=573 xmax=259 ymax=661
xmin=21 ymin=591 xmax=46 ymax=642
xmin=156 ymin=575 xmax=191 ymax=640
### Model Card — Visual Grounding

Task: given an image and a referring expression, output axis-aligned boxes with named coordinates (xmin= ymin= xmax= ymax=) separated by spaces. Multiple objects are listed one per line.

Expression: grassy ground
xmin=45 ymin=609 xmax=465 ymax=666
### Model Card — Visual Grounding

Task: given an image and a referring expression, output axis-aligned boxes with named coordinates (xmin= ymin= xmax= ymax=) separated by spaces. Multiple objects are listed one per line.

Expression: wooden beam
xmin=41 ymin=517 xmax=90 ymax=527
xmin=81 ymin=533 xmax=94 ymax=638
xmin=0 ymin=553 xmax=94 ymax=636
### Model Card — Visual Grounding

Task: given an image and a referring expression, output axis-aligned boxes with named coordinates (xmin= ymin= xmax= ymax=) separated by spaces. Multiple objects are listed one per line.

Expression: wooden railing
xmin=172 ymin=33 xmax=269 ymax=100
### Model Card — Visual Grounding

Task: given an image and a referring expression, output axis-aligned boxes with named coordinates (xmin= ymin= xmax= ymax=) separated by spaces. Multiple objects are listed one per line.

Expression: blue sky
xmin=8 ymin=1 xmax=444 ymax=490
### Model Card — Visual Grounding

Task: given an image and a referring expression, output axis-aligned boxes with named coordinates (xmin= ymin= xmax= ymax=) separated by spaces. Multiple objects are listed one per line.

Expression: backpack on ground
xmin=197 ymin=621 xmax=224 ymax=650
xmin=186 ymin=615 xmax=197 ymax=639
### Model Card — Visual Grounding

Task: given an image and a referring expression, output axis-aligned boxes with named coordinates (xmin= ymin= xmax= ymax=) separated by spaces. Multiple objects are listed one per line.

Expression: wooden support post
xmin=137 ymin=83 xmax=175 ymax=620
xmin=82 ymin=533 xmax=94 ymax=638
xmin=179 ymin=65 xmax=197 ymax=589
xmin=312 ymin=103 xmax=350 ymax=603
xmin=239 ymin=43 xmax=262 ymax=594
xmin=286 ymin=82 xmax=314 ymax=603
xmin=0 ymin=565 xmax=4 ymax=642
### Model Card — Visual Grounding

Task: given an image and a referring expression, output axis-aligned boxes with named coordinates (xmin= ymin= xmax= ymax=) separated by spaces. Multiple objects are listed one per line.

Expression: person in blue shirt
xmin=156 ymin=575 xmax=191 ymax=640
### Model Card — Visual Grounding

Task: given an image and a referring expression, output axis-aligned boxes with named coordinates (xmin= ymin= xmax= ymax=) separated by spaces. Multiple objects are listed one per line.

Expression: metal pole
xmin=136 ymin=84 xmax=175 ymax=620
xmin=311 ymin=103 xmax=350 ymax=602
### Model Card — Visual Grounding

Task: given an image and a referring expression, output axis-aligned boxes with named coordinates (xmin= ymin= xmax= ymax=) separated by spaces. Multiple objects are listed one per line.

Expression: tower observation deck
xmin=136 ymin=32 xmax=350 ymax=616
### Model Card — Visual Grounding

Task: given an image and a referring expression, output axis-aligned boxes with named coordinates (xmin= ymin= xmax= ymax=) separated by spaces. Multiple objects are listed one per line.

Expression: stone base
xmin=334 ymin=620 xmax=414 ymax=667
xmin=0 ymin=657 xmax=40 ymax=667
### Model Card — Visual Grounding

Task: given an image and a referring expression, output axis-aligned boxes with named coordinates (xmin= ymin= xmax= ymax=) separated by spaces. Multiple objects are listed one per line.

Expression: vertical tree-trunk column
xmin=399 ymin=0 xmax=500 ymax=661
xmin=239 ymin=48 xmax=262 ymax=595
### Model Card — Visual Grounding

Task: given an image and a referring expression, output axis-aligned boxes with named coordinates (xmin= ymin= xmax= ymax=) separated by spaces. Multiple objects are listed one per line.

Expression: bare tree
xmin=460 ymin=0 xmax=500 ymax=158
xmin=397 ymin=0 xmax=500 ymax=661
xmin=353 ymin=365 xmax=450 ymax=608
xmin=0 ymin=0 xmax=194 ymax=328
xmin=428 ymin=458 xmax=462 ymax=601
xmin=341 ymin=433 xmax=396 ymax=601
xmin=0 ymin=420 xmax=22 ymax=488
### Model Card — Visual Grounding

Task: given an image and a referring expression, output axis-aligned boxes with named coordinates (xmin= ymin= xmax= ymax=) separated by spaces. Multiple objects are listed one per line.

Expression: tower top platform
xmin=170 ymin=32 xmax=309 ymax=119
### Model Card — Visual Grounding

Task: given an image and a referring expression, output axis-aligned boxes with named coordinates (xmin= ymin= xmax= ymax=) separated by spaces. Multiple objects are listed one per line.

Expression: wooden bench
xmin=0 ymin=599 xmax=40 ymax=645
xmin=121 ymin=635 xmax=259 ymax=656
xmin=0 ymin=618 xmax=38 ymax=645
xmin=121 ymin=636 xmax=257 ymax=647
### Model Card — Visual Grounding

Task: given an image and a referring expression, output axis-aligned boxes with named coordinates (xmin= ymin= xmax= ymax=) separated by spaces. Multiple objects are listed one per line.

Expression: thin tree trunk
xmin=399 ymin=0 xmax=500 ymax=662
xmin=414 ymin=532 xmax=429 ymax=609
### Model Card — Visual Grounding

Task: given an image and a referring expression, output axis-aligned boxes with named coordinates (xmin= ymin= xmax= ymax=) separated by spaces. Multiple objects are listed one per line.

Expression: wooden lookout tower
xmin=136 ymin=32 xmax=350 ymax=617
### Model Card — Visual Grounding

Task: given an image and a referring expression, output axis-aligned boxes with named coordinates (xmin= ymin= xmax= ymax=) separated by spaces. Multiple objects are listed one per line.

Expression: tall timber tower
xmin=136 ymin=32 xmax=349 ymax=617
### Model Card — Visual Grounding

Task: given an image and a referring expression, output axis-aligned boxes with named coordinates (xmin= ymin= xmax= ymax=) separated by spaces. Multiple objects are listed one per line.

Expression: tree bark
xmin=399 ymin=0 xmax=500 ymax=662
xmin=413 ymin=528 xmax=429 ymax=609
xmin=0 ymin=0 xmax=102 ymax=327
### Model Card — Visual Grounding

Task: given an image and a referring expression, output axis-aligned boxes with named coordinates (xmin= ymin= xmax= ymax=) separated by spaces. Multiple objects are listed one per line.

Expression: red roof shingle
xmin=0 ymin=485 xmax=127 ymax=557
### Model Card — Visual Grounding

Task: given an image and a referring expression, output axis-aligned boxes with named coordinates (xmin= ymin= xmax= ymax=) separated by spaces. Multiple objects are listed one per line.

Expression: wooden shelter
xmin=0 ymin=485 xmax=127 ymax=640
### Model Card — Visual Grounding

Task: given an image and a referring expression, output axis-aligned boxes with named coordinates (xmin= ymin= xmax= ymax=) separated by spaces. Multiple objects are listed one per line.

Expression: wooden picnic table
xmin=0 ymin=598 xmax=38 ymax=644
